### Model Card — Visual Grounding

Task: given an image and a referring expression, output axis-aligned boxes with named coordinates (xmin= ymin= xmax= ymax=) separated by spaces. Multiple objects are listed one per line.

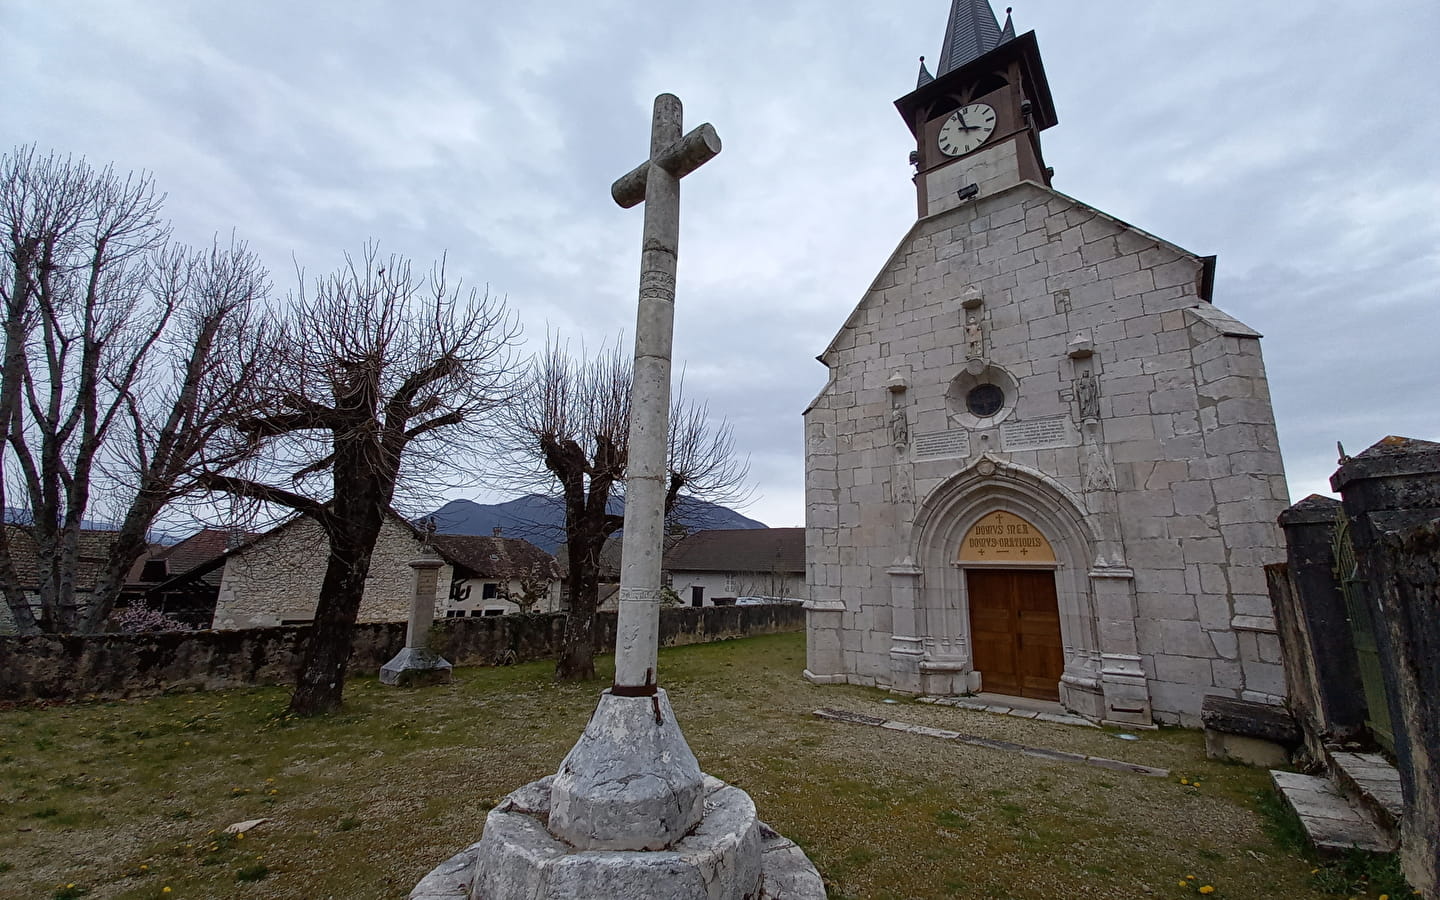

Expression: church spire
xmin=936 ymin=0 xmax=1014 ymax=75
xmin=999 ymin=7 xmax=1016 ymax=43
xmin=917 ymin=56 xmax=935 ymax=88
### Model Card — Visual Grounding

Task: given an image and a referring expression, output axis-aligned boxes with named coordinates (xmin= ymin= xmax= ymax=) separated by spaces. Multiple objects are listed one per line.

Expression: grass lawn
xmin=0 ymin=632 xmax=1408 ymax=899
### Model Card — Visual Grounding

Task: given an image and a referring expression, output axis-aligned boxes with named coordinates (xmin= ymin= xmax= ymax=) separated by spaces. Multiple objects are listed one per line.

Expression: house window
xmin=482 ymin=583 xmax=499 ymax=600
xmin=725 ymin=574 xmax=736 ymax=591
xmin=446 ymin=610 xmax=465 ymax=618
xmin=483 ymin=608 xmax=504 ymax=617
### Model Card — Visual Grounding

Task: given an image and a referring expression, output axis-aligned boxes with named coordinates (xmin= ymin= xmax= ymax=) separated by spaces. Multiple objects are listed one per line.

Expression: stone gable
xmin=804 ymin=180 xmax=1289 ymax=726
xmin=212 ymin=516 xmax=454 ymax=629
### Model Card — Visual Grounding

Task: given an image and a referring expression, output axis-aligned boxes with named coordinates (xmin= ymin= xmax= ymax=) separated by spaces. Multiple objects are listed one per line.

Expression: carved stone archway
xmin=886 ymin=454 xmax=1152 ymax=724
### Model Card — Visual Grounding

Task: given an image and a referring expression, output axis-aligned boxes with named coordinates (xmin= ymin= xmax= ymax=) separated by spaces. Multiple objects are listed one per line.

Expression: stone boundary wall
xmin=0 ymin=604 xmax=805 ymax=703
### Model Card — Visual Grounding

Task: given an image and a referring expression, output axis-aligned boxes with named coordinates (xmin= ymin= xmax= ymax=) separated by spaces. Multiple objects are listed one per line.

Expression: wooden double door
xmin=966 ymin=569 xmax=1064 ymax=701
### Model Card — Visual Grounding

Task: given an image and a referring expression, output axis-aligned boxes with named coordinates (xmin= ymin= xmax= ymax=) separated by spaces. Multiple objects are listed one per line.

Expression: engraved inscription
xmin=999 ymin=416 xmax=1072 ymax=451
xmin=913 ymin=429 xmax=971 ymax=460
xmin=639 ymin=268 xmax=675 ymax=301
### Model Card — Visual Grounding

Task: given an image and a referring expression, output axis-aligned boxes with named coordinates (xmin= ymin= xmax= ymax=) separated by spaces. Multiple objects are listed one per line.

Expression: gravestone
xmin=408 ymin=94 xmax=824 ymax=900
xmin=1331 ymin=436 xmax=1440 ymax=898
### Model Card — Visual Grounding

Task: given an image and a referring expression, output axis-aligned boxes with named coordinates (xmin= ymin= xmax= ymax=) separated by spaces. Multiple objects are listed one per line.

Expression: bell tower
xmin=896 ymin=2 xmax=1058 ymax=218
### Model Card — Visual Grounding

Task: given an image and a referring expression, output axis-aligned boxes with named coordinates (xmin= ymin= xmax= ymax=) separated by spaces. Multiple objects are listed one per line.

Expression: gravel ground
xmin=0 ymin=632 xmax=1374 ymax=899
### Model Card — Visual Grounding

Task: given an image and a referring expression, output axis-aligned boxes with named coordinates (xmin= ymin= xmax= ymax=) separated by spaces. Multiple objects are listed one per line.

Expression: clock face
xmin=937 ymin=103 xmax=997 ymax=157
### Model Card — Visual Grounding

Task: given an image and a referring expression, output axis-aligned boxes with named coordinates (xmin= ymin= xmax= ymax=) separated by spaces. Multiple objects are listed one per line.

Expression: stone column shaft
xmin=614 ymin=94 xmax=684 ymax=692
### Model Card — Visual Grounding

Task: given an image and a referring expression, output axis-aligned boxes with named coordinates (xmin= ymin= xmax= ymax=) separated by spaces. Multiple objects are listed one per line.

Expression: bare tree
xmin=0 ymin=146 xmax=269 ymax=634
xmin=499 ymin=336 xmax=748 ymax=681
xmin=202 ymin=245 xmax=520 ymax=716
xmin=496 ymin=561 xmax=555 ymax=613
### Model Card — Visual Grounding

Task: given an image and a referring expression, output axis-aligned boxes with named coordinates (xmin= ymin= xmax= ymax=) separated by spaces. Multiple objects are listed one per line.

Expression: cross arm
xmin=611 ymin=123 xmax=722 ymax=209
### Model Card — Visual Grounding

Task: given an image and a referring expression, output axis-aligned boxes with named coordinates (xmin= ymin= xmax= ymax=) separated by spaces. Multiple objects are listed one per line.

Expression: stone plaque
xmin=999 ymin=416 xmax=1072 ymax=451
xmin=913 ymin=429 xmax=971 ymax=461
xmin=958 ymin=510 xmax=1056 ymax=563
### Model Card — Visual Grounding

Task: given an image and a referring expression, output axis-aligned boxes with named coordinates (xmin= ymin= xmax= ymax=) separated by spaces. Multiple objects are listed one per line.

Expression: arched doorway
xmin=958 ymin=510 xmax=1063 ymax=701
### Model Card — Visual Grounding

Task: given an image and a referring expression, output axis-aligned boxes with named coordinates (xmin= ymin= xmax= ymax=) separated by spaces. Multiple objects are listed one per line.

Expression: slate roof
xmin=429 ymin=534 xmax=558 ymax=581
xmin=937 ymin=0 xmax=1013 ymax=76
xmin=146 ymin=528 xmax=259 ymax=580
xmin=664 ymin=528 xmax=805 ymax=575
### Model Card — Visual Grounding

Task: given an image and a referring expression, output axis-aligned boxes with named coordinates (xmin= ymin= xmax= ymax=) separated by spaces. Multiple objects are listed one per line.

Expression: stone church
xmin=802 ymin=1 xmax=1290 ymax=726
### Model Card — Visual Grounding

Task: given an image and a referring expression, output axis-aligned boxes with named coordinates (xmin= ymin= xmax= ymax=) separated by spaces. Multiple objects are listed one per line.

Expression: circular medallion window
xmin=966 ymin=384 xmax=1004 ymax=417
xmin=946 ymin=363 xmax=1018 ymax=429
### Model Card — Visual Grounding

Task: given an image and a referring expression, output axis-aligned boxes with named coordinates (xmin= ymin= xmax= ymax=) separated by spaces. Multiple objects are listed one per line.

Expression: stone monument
xmin=380 ymin=527 xmax=452 ymax=687
xmin=408 ymin=94 xmax=825 ymax=899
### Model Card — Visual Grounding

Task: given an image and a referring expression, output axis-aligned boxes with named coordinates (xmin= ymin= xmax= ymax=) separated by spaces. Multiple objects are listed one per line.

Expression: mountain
xmin=424 ymin=493 xmax=767 ymax=553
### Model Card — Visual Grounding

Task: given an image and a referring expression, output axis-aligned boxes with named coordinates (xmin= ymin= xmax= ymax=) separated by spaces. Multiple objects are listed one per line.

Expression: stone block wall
xmin=212 ymin=516 xmax=453 ymax=629
xmin=0 ymin=604 xmax=805 ymax=703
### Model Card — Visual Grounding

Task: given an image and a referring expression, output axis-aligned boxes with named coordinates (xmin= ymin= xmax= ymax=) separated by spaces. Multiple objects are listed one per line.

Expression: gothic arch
xmin=905 ymin=454 xmax=1105 ymax=705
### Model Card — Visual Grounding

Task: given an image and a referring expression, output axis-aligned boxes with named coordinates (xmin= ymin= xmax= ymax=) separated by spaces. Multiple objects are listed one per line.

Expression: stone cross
xmin=610 ymin=93 xmax=721 ymax=695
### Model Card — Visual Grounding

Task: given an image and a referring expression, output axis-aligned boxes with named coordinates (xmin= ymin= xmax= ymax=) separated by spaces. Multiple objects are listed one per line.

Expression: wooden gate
xmin=1333 ymin=513 xmax=1394 ymax=753
xmin=966 ymin=569 xmax=1064 ymax=701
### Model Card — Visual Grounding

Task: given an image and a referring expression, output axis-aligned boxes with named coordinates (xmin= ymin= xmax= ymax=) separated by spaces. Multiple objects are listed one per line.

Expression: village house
xmin=664 ymin=528 xmax=807 ymax=606
xmin=0 ymin=525 xmax=120 ymax=633
xmin=209 ymin=514 xmax=560 ymax=629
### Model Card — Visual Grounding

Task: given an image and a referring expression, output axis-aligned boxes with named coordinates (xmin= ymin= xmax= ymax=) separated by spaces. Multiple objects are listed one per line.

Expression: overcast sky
xmin=4 ymin=0 xmax=1437 ymax=528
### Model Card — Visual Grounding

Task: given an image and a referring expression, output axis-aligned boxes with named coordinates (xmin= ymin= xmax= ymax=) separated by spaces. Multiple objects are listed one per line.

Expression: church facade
xmin=802 ymin=1 xmax=1290 ymax=726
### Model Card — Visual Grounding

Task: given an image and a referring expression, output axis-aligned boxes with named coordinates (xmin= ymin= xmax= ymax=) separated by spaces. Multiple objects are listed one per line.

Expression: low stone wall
xmin=0 ymin=604 xmax=805 ymax=703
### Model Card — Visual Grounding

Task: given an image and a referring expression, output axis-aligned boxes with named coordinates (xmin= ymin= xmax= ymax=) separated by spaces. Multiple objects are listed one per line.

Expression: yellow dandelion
xmin=140 ymin=865 xmax=148 ymax=871
xmin=1187 ymin=875 xmax=1196 ymax=880
xmin=1180 ymin=778 xmax=1190 ymax=785
xmin=1378 ymin=895 xmax=1389 ymax=900
xmin=237 ymin=832 xmax=244 ymax=840
xmin=163 ymin=889 xmax=172 ymax=895
xmin=1178 ymin=882 xmax=1188 ymax=888
xmin=1199 ymin=888 xmax=1214 ymax=895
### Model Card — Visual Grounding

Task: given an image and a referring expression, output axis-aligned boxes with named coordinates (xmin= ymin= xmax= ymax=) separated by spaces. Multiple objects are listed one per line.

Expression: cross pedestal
xmin=407 ymin=94 xmax=824 ymax=900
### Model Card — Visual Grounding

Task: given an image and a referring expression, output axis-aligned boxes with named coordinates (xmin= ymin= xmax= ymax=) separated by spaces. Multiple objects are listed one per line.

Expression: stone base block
xmin=408 ymin=776 xmax=827 ymax=900
xmin=548 ymin=689 xmax=705 ymax=851
xmin=379 ymin=648 xmax=453 ymax=687
xmin=1205 ymin=731 xmax=1290 ymax=767
xmin=802 ymin=669 xmax=849 ymax=685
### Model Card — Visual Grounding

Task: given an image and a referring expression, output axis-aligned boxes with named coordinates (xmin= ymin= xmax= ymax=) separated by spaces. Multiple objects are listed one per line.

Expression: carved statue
xmin=1075 ymin=370 xmax=1100 ymax=420
xmin=890 ymin=403 xmax=909 ymax=449
xmin=964 ymin=314 xmax=983 ymax=360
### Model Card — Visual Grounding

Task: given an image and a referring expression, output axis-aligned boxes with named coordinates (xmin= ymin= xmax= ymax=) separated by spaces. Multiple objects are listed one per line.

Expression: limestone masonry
xmin=803 ymin=1 xmax=1288 ymax=727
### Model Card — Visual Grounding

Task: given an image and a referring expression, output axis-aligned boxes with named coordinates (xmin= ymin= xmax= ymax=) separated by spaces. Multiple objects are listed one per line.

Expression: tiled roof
xmin=664 ymin=528 xmax=805 ymax=575
xmin=156 ymin=528 xmax=257 ymax=575
xmin=2 ymin=525 xmax=115 ymax=591
xmin=429 ymin=534 xmax=558 ymax=581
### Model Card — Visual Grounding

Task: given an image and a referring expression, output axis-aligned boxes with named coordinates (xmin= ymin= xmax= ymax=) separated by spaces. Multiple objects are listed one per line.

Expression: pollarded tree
xmin=0 ymin=146 xmax=271 ymax=634
xmin=203 ymin=245 xmax=520 ymax=716
xmin=499 ymin=336 xmax=748 ymax=681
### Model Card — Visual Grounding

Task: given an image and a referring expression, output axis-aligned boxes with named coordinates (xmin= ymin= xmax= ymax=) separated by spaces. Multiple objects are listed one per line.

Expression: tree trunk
xmin=288 ymin=534 xmax=374 ymax=716
xmin=82 ymin=487 xmax=166 ymax=633
xmin=555 ymin=542 xmax=601 ymax=681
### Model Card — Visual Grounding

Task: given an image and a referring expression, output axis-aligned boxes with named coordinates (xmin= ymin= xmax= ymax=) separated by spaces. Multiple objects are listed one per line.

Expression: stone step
xmin=1270 ymin=770 xmax=1397 ymax=855
xmin=1328 ymin=750 xmax=1404 ymax=835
